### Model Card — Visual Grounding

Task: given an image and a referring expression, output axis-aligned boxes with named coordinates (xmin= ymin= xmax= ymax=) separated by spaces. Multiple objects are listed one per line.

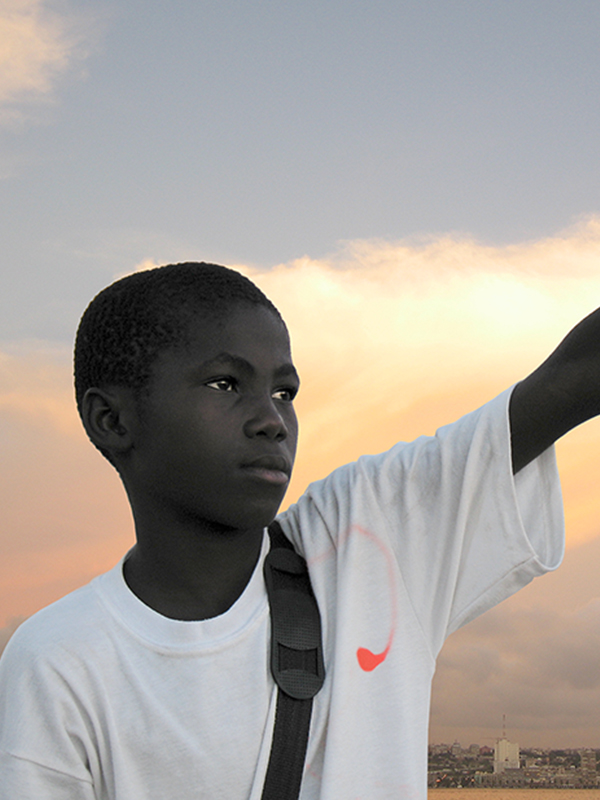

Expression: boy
xmin=0 ymin=261 xmax=597 ymax=799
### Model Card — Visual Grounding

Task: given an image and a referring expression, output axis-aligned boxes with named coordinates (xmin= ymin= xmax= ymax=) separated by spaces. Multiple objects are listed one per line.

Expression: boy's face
xmin=126 ymin=304 xmax=299 ymax=532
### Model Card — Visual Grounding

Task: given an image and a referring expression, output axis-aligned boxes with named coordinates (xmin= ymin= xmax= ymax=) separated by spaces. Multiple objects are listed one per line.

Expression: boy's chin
xmin=248 ymin=504 xmax=287 ymax=532
xmin=236 ymin=507 xmax=282 ymax=532
xmin=208 ymin=503 xmax=283 ymax=535
xmin=210 ymin=489 xmax=288 ymax=532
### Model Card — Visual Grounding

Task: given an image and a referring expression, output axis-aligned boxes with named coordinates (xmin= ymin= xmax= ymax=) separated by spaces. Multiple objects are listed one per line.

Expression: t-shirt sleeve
xmin=280 ymin=387 xmax=564 ymax=657
xmin=0 ymin=751 xmax=96 ymax=800
xmin=0 ymin=618 xmax=97 ymax=799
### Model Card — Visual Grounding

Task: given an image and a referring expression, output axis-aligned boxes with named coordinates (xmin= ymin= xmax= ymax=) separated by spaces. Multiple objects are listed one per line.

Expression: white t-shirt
xmin=0 ymin=389 xmax=564 ymax=799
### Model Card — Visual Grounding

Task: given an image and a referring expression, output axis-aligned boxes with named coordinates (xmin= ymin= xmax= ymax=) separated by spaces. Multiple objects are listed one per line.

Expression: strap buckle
xmin=264 ymin=536 xmax=325 ymax=700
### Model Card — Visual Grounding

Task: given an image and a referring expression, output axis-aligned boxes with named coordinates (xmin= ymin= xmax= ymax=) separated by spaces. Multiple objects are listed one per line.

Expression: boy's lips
xmin=240 ymin=455 xmax=291 ymax=485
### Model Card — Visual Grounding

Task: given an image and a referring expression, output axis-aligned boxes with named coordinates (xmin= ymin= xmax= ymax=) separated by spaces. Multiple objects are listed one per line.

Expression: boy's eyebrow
xmin=197 ymin=352 xmax=300 ymax=382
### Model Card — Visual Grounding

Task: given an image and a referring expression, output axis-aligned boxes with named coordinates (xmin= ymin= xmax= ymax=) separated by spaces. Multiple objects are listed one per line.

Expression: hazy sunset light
xmin=3 ymin=0 xmax=600 ymax=751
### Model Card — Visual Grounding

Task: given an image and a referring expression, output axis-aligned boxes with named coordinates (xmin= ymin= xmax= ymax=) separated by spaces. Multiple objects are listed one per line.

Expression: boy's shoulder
xmin=1 ymin=570 xmax=113 ymax=668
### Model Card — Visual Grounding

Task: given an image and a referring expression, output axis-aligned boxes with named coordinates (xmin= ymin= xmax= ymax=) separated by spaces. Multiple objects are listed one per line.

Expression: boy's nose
xmin=243 ymin=396 xmax=289 ymax=441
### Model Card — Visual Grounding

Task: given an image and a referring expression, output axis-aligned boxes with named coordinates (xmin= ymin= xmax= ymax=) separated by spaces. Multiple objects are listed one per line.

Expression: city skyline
xmin=428 ymin=738 xmax=599 ymax=789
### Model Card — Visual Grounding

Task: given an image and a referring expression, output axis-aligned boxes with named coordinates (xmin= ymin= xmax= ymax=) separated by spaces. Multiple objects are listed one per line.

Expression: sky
xmin=2 ymin=0 xmax=600 ymax=749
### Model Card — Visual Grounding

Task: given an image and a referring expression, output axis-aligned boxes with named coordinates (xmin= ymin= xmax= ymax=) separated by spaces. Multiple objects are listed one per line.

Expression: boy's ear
xmin=80 ymin=387 xmax=135 ymax=457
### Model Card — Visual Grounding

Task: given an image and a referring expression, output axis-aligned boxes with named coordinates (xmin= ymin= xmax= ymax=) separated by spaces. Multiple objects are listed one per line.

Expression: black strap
xmin=261 ymin=521 xmax=325 ymax=800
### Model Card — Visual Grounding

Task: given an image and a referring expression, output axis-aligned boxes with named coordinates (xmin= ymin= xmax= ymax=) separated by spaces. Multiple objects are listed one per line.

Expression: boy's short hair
xmin=74 ymin=261 xmax=283 ymax=416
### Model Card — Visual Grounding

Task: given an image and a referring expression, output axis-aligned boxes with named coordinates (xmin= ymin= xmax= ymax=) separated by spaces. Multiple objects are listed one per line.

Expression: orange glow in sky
xmin=2 ymin=225 xmax=600 ymax=746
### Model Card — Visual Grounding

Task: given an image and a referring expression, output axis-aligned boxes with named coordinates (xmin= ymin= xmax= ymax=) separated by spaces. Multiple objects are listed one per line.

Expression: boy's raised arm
xmin=510 ymin=306 xmax=600 ymax=473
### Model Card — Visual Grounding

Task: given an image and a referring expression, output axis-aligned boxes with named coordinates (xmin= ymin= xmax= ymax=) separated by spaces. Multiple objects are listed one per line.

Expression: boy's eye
xmin=205 ymin=377 xmax=237 ymax=392
xmin=272 ymin=386 xmax=297 ymax=402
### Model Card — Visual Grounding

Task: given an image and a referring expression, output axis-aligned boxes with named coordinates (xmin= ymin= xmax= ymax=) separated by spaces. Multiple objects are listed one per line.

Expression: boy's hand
xmin=510 ymin=306 xmax=600 ymax=473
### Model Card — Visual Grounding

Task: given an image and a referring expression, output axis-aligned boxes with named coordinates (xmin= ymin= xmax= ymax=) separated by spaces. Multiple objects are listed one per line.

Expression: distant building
xmin=494 ymin=737 xmax=520 ymax=773
xmin=429 ymin=743 xmax=451 ymax=756
xmin=580 ymin=749 xmax=597 ymax=775
xmin=429 ymin=742 xmax=598 ymax=789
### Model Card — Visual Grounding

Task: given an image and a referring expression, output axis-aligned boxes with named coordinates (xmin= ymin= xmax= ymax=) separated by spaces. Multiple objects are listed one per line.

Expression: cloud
xmin=129 ymin=257 xmax=162 ymax=275
xmin=0 ymin=342 xmax=134 ymax=625
xmin=0 ymin=341 xmax=78 ymax=434
xmin=2 ymin=218 xmax=600 ymax=737
xmin=0 ymin=0 xmax=100 ymax=125
xmin=243 ymin=221 xmax=600 ymax=542
xmin=430 ymin=596 xmax=600 ymax=748
xmin=429 ymin=533 xmax=600 ymax=748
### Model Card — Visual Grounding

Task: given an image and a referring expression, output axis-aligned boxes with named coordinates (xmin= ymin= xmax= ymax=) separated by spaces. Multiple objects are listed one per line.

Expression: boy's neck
xmin=123 ymin=518 xmax=266 ymax=621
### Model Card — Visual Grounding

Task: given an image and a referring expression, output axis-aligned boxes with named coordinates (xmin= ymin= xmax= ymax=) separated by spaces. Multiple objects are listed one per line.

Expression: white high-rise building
xmin=580 ymin=749 xmax=597 ymax=775
xmin=494 ymin=737 xmax=520 ymax=773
